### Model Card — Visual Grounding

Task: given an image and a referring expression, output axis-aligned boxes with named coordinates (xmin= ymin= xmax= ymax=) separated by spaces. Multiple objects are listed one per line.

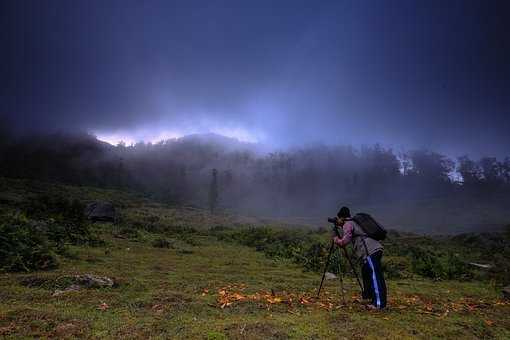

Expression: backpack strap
xmin=349 ymin=219 xmax=371 ymax=260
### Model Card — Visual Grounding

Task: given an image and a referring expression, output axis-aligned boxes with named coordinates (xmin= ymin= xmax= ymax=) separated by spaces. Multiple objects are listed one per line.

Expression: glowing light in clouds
xmin=94 ymin=126 xmax=262 ymax=146
xmin=95 ymin=132 xmax=137 ymax=146
xmin=209 ymin=127 xmax=260 ymax=143
xmin=95 ymin=130 xmax=182 ymax=145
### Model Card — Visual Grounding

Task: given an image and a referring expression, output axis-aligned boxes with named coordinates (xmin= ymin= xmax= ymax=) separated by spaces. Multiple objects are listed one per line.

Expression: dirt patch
xmin=114 ymin=322 xmax=164 ymax=339
xmin=2 ymin=308 xmax=59 ymax=324
xmin=225 ymin=322 xmax=289 ymax=340
xmin=148 ymin=292 xmax=194 ymax=313
xmin=153 ymin=292 xmax=192 ymax=306
xmin=328 ymin=313 xmax=366 ymax=340
xmin=1 ymin=308 xmax=89 ymax=338
xmin=18 ymin=274 xmax=62 ymax=289
xmin=51 ymin=319 xmax=89 ymax=338
xmin=1 ymin=308 xmax=60 ymax=337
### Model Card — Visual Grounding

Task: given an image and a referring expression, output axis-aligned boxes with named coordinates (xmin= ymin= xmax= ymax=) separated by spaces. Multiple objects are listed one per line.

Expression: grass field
xmin=1 ymin=178 xmax=509 ymax=339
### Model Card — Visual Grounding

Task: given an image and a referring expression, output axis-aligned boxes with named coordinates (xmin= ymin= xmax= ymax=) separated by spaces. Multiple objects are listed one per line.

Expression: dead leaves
xmin=214 ymin=284 xmax=341 ymax=311
xmin=212 ymin=284 xmax=510 ymax=321
xmin=0 ymin=322 xmax=16 ymax=336
xmin=388 ymin=294 xmax=510 ymax=318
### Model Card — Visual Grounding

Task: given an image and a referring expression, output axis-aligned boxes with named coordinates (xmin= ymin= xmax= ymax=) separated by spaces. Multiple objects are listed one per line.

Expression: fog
xmin=1 ymin=129 xmax=509 ymax=234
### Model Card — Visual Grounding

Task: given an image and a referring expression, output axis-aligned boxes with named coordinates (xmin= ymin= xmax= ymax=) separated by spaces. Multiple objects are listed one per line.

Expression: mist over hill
xmin=0 ymin=129 xmax=509 ymax=234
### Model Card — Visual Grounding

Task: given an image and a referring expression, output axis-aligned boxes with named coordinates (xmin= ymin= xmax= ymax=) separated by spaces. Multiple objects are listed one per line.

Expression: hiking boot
xmin=365 ymin=304 xmax=384 ymax=311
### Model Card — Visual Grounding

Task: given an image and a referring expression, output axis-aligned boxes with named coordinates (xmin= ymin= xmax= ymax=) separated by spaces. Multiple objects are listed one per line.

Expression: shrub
xmin=152 ymin=237 xmax=173 ymax=248
xmin=24 ymin=195 xmax=86 ymax=224
xmin=211 ymin=226 xmax=336 ymax=273
xmin=491 ymin=252 xmax=510 ymax=285
xmin=114 ymin=226 xmax=142 ymax=240
xmin=382 ymin=256 xmax=412 ymax=279
xmin=409 ymin=247 xmax=444 ymax=279
xmin=45 ymin=219 xmax=99 ymax=246
xmin=409 ymin=247 xmax=472 ymax=280
xmin=442 ymin=252 xmax=471 ymax=280
xmin=0 ymin=216 xmax=59 ymax=272
xmin=21 ymin=194 xmax=101 ymax=246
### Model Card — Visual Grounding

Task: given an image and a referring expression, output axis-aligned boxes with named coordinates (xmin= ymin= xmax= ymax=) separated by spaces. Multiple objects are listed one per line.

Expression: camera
xmin=327 ymin=217 xmax=337 ymax=224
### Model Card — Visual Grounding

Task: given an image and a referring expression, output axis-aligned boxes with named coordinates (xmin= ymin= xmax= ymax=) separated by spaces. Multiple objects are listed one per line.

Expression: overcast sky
xmin=1 ymin=0 xmax=509 ymax=157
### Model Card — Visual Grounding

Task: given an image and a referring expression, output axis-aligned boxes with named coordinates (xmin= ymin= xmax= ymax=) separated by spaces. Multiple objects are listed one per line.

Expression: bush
xmin=114 ymin=226 xmax=142 ymax=240
xmin=409 ymin=247 xmax=472 ymax=280
xmin=45 ymin=219 xmax=99 ymax=247
xmin=24 ymin=195 xmax=86 ymax=224
xmin=212 ymin=226 xmax=479 ymax=281
xmin=211 ymin=226 xmax=335 ymax=273
xmin=0 ymin=216 xmax=59 ymax=272
xmin=443 ymin=252 xmax=471 ymax=280
xmin=21 ymin=194 xmax=101 ymax=246
xmin=491 ymin=252 xmax=510 ymax=285
xmin=152 ymin=237 xmax=173 ymax=248
xmin=409 ymin=247 xmax=445 ymax=279
xmin=382 ymin=256 xmax=412 ymax=279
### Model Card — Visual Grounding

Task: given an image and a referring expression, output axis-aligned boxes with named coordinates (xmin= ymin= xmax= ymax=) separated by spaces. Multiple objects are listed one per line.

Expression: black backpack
xmin=351 ymin=213 xmax=387 ymax=241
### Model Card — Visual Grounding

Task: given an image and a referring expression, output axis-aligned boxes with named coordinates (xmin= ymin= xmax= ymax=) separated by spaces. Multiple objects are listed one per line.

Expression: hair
xmin=337 ymin=206 xmax=351 ymax=218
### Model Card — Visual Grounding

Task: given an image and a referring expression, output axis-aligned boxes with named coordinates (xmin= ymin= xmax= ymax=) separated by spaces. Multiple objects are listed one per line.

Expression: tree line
xmin=1 ymin=131 xmax=509 ymax=228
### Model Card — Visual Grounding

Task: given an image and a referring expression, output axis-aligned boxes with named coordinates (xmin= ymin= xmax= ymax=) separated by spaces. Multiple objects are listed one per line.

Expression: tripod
xmin=317 ymin=227 xmax=363 ymax=300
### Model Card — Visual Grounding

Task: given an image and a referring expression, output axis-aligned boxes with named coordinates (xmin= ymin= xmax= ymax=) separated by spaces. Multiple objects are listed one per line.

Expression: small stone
xmin=325 ymin=272 xmax=337 ymax=280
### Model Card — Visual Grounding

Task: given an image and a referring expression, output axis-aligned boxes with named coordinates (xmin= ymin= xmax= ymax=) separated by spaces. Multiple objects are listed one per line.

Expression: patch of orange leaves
xmin=213 ymin=284 xmax=510 ymax=318
xmin=215 ymin=284 xmax=341 ymax=311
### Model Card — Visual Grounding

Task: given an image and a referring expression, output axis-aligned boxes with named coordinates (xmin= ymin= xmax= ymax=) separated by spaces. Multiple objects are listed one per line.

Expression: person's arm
xmin=333 ymin=221 xmax=354 ymax=247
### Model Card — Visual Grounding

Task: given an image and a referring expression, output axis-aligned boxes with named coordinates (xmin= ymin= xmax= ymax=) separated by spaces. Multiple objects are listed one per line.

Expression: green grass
xmin=0 ymin=177 xmax=509 ymax=339
xmin=1 ymin=235 xmax=509 ymax=339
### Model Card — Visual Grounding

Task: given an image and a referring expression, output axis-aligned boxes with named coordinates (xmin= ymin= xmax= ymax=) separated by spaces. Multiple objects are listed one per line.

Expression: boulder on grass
xmin=52 ymin=274 xmax=115 ymax=297
xmin=75 ymin=274 xmax=114 ymax=288
xmin=85 ymin=202 xmax=115 ymax=222
xmin=325 ymin=272 xmax=337 ymax=280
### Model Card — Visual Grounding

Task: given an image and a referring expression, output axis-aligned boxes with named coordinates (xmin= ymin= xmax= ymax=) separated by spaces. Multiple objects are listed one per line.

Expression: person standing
xmin=333 ymin=206 xmax=387 ymax=309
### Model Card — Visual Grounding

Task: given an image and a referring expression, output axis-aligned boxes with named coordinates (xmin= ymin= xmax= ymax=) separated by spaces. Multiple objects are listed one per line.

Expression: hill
xmin=0 ymin=178 xmax=509 ymax=339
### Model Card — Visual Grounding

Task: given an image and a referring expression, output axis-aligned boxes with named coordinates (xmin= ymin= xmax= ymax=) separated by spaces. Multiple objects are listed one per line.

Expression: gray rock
xmin=75 ymin=274 xmax=114 ymax=288
xmin=85 ymin=201 xmax=116 ymax=222
xmin=53 ymin=284 xmax=81 ymax=297
xmin=325 ymin=272 xmax=337 ymax=280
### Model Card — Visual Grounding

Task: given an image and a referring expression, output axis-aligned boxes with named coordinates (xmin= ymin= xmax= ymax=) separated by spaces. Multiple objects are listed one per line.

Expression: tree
xmin=479 ymin=157 xmax=503 ymax=186
xmin=408 ymin=150 xmax=454 ymax=182
xmin=457 ymin=156 xmax=482 ymax=186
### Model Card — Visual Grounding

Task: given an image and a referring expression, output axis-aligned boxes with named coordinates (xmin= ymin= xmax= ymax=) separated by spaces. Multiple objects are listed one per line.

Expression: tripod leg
xmin=336 ymin=248 xmax=346 ymax=304
xmin=342 ymin=248 xmax=363 ymax=294
xmin=317 ymin=240 xmax=335 ymax=298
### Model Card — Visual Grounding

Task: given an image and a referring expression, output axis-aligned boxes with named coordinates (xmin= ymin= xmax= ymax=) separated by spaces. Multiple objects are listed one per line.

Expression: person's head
xmin=337 ymin=206 xmax=351 ymax=219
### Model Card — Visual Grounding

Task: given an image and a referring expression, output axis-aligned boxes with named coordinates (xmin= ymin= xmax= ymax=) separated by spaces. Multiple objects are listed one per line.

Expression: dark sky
xmin=1 ymin=0 xmax=509 ymax=157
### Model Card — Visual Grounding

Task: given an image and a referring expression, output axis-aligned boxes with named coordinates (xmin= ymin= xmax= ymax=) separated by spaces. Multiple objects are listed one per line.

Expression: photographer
xmin=333 ymin=206 xmax=387 ymax=310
